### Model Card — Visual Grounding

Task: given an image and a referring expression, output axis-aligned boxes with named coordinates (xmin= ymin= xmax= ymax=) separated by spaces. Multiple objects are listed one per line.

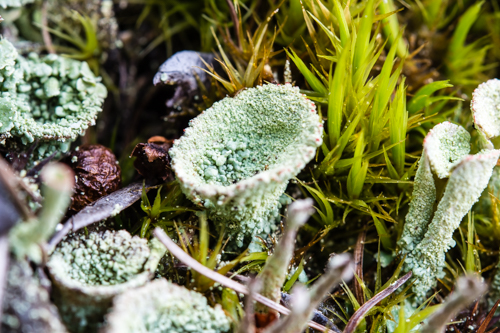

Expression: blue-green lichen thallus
xmin=170 ymin=84 xmax=323 ymax=248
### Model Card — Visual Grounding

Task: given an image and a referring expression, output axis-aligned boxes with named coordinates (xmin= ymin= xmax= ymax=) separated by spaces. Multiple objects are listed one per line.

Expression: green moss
xmin=104 ymin=279 xmax=230 ymax=333
xmin=169 ymin=83 xmax=322 ymax=247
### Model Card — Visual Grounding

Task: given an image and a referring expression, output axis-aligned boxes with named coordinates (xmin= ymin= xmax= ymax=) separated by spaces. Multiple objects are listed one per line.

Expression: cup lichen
xmin=0 ymin=38 xmax=107 ymax=161
xmin=399 ymin=120 xmax=500 ymax=300
xmin=47 ymin=230 xmax=166 ymax=332
xmin=103 ymin=278 xmax=230 ymax=333
xmin=169 ymin=83 xmax=322 ymax=247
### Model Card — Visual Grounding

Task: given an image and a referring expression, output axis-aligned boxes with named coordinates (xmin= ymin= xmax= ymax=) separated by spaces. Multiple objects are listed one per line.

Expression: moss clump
xmin=169 ymin=83 xmax=322 ymax=247
xmin=0 ymin=38 xmax=107 ymax=160
xmin=104 ymin=278 xmax=230 ymax=333
xmin=48 ymin=230 xmax=150 ymax=286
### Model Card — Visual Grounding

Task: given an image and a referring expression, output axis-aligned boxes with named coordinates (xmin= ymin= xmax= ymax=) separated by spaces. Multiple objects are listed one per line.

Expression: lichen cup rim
xmin=0 ymin=39 xmax=107 ymax=143
xmin=471 ymin=78 xmax=500 ymax=140
xmin=47 ymin=231 xmax=165 ymax=297
xmin=169 ymin=83 xmax=323 ymax=204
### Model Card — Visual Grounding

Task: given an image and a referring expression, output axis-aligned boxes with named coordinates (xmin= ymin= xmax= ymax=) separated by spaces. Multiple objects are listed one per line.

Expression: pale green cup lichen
xmin=103 ymin=278 xmax=230 ymax=333
xmin=0 ymin=38 xmax=107 ymax=161
xmin=399 ymin=120 xmax=500 ymax=300
xmin=47 ymin=230 xmax=166 ymax=333
xmin=169 ymin=83 xmax=322 ymax=247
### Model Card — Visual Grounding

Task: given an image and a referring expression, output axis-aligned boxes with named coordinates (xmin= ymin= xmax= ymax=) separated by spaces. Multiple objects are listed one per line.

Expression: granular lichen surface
xmin=48 ymin=230 xmax=150 ymax=286
xmin=105 ymin=279 xmax=230 ymax=333
xmin=169 ymin=83 xmax=322 ymax=247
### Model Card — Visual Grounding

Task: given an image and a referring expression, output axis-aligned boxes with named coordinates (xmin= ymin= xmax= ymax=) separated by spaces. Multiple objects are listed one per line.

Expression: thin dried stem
xmin=344 ymin=271 xmax=413 ymax=333
xmin=153 ymin=227 xmax=336 ymax=333
xmin=354 ymin=230 xmax=366 ymax=305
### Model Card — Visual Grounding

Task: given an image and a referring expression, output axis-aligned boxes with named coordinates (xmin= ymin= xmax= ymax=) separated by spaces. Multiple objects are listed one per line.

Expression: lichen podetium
xmin=170 ymin=83 xmax=322 ymax=248
xmin=0 ymin=38 xmax=107 ymax=162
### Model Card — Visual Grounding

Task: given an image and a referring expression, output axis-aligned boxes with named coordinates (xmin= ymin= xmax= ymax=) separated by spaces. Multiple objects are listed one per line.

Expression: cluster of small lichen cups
xmin=399 ymin=78 xmax=500 ymax=300
xmin=169 ymin=83 xmax=323 ymax=248
xmin=0 ymin=38 xmax=107 ymax=161
xmin=103 ymin=278 xmax=230 ymax=333
xmin=47 ymin=230 xmax=166 ymax=332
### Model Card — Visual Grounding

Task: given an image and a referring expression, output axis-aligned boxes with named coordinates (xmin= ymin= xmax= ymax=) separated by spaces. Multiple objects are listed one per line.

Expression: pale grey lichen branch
xmin=262 ymin=253 xmax=353 ymax=333
xmin=169 ymin=83 xmax=322 ymax=247
xmin=257 ymin=198 xmax=314 ymax=313
xmin=103 ymin=278 xmax=230 ymax=333
xmin=400 ymin=125 xmax=499 ymax=299
xmin=9 ymin=162 xmax=74 ymax=263
xmin=399 ymin=122 xmax=470 ymax=255
xmin=421 ymin=275 xmax=487 ymax=333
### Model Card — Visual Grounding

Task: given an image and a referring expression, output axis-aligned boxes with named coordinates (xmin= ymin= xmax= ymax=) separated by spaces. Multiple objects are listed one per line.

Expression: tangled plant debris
xmin=2 ymin=0 xmax=500 ymax=332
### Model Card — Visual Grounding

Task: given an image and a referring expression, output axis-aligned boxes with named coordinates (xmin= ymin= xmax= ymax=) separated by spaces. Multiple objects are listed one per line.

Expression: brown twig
xmin=476 ymin=300 xmax=500 ymax=333
xmin=344 ymin=271 xmax=413 ymax=333
xmin=153 ymin=227 xmax=336 ymax=333
xmin=41 ymin=0 xmax=56 ymax=54
xmin=354 ymin=230 xmax=366 ymax=306
xmin=225 ymin=0 xmax=241 ymax=49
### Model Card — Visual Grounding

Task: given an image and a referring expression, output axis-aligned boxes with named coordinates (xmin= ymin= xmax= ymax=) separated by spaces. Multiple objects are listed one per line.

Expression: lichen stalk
xmin=404 ymin=149 xmax=500 ymax=299
xmin=169 ymin=83 xmax=322 ymax=247
xmin=256 ymin=198 xmax=314 ymax=313
xmin=262 ymin=254 xmax=353 ymax=333
xmin=421 ymin=275 xmax=487 ymax=333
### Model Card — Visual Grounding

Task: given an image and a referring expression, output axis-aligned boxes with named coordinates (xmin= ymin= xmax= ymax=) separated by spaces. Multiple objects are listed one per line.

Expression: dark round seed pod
xmin=130 ymin=136 xmax=173 ymax=182
xmin=64 ymin=144 xmax=121 ymax=212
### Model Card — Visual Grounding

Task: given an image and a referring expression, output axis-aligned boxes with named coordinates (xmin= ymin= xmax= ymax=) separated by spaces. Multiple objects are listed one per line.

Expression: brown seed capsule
xmin=130 ymin=136 xmax=173 ymax=182
xmin=64 ymin=144 xmax=121 ymax=212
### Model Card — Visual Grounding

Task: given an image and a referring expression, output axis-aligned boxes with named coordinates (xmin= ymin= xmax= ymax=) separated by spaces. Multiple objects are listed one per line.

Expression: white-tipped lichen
xmin=402 ymin=147 xmax=499 ymax=299
xmin=471 ymin=78 xmax=500 ymax=140
xmin=399 ymin=122 xmax=470 ymax=254
xmin=0 ymin=39 xmax=107 ymax=160
xmin=47 ymin=230 xmax=166 ymax=332
xmin=423 ymin=121 xmax=471 ymax=178
xmin=169 ymin=83 xmax=322 ymax=247
xmin=103 ymin=278 xmax=230 ymax=333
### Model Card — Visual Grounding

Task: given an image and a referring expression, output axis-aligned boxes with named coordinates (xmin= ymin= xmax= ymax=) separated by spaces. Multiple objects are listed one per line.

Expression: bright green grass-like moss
xmin=0 ymin=39 xmax=107 ymax=159
xmin=170 ymin=83 xmax=322 ymax=247
xmin=104 ymin=279 xmax=230 ymax=333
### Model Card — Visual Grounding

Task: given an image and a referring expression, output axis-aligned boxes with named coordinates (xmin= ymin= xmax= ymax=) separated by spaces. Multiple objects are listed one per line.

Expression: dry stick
xmin=477 ymin=299 xmax=500 ymax=333
xmin=354 ymin=230 xmax=366 ymax=306
xmin=41 ymin=0 xmax=55 ymax=54
xmin=225 ymin=0 xmax=241 ymax=49
xmin=344 ymin=271 xmax=413 ymax=333
xmin=237 ymin=278 xmax=262 ymax=333
xmin=153 ymin=227 xmax=335 ymax=333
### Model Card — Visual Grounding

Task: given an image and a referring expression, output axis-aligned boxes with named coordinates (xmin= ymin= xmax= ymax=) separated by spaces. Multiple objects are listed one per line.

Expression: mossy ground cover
xmin=1 ymin=0 xmax=500 ymax=332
